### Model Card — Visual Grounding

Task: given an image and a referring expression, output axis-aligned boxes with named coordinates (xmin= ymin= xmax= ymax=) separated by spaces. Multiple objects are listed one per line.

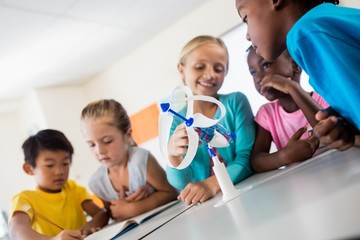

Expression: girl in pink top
xmin=247 ymin=46 xmax=329 ymax=172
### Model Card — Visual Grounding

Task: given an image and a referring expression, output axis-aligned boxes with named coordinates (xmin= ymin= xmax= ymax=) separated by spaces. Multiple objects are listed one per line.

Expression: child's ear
xmin=126 ymin=128 xmax=132 ymax=138
xmin=23 ymin=163 xmax=35 ymax=175
xmin=291 ymin=60 xmax=301 ymax=74
xmin=126 ymin=128 xmax=136 ymax=145
xmin=291 ymin=60 xmax=302 ymax=80
xmin=177 ymin=63 xmax=186 ymax=83
xmin=273 ymin=0 xmax=285 ymax=10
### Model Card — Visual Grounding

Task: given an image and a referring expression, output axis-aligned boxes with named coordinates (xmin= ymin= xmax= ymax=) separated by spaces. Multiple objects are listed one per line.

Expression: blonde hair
xmin=179 ymin=35 xmax=229 ymax=73
xmin=81 ymin=99 xmax=132 ymax=136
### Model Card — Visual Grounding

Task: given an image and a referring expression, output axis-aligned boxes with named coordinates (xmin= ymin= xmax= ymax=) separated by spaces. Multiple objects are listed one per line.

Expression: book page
xmin=85 ymin=200 xmax=179 ymax=240
xmin=85 ymin=219 xmax=137 ymax=240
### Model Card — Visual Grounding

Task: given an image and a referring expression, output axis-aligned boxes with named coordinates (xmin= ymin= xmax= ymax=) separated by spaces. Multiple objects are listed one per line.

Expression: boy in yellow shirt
xmin=9 ymin=129 xmax=109 ymax=240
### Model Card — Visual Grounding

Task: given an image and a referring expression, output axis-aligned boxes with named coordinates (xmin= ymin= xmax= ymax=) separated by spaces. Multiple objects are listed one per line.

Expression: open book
xmin=85 ymin=200 xmax=180 ymax=240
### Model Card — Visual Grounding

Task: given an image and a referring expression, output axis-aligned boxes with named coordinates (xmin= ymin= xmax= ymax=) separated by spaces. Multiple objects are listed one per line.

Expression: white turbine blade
xmin=175 ymin=127 xmax=199 ymax=169
xmin=192 ymin=113 xmax=219 ymax=128
xmin=158 ymin=113 xmax=173 ymax=160
xmin=208 ymin=130 xmax=230 ymax=148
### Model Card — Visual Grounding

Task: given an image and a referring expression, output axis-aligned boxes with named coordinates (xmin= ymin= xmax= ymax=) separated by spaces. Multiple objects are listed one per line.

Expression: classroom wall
xmin=0 ymin=112 xmax=26 ymax=209
xmin=18 ymin=90 xmax=47 ymax=136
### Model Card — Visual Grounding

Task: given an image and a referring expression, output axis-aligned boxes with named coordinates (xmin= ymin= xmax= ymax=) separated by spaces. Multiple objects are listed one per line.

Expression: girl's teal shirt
xmin=166 ymin=92 xmax=255 ymax=190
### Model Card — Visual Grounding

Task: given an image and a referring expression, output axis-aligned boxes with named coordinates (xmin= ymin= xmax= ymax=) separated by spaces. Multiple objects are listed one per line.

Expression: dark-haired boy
xmin=9 ymin=129 xmax=109 ymax=240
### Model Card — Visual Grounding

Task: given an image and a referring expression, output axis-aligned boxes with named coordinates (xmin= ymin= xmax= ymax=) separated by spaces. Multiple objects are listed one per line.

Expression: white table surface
xmin=118 ymin=147 xmax=360 ymax=240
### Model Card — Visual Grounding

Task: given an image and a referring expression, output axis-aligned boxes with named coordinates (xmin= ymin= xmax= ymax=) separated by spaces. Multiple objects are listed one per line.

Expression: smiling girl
xmin=166 ymin=35 xmax=255 ymax=205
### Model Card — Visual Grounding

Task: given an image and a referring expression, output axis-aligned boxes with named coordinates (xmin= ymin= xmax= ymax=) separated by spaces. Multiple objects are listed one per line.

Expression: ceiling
xmin=0 ymin=0 xmax=208 ymax=112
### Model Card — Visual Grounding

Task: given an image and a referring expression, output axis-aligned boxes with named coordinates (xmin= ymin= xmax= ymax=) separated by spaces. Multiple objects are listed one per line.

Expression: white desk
xmin=119 ymin=147 xmax=360 ymax=240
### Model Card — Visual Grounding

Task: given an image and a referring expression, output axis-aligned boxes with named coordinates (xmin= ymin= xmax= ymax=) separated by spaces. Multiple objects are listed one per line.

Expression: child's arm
xmin=110 ymin=153 xmax=177 ymax=221
xmin=261 ymin=74 xmax=323 ymax=127
xmin=287 ymin=80 xmax=323 ymax=127
xmin=251 ymin=124 xmax=319 ymax=173
xmin=80 ymin=200 xmax=110 ymax=237
xmin=250 ymin=124 xmax=274 ymax=172
xmin=9 ymin=211 xmax=83 ymax=240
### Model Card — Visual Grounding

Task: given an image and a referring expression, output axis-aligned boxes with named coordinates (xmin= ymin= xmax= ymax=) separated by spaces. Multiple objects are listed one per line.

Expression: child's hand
xmin=282 ymin=127 xmax=319 ymax=165
xmin=313 ymin=108 xmax=356 ymax=150
xmin=178 ymin=178 xmax=218 ymax=205
xmin=51 ymin=230 xmax=83 ymax=240
xmin=117 ymin=184 xmax=150 ymax=202
xmin=260 ymin=74 xmax=297 ymax=94
xmin=168 ymin=123 xmax=189 ymax=166
xmin=110 ymin=199 xmax=133 ymax=221
xmin=123 ymin=186 xmax=151 ymax=202
xmin=80 ymin=223 xmax=101 ymax=237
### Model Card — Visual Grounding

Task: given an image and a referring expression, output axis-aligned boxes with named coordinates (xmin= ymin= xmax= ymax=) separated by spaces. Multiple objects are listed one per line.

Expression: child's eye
xmin=195 ymin=65 xmax=205 ymax=71
xmin=250 ymin=70 xmax=256 ymax=77
xmin=46 ymin=165 xmax=54 ymax=168
xmin=262 ymin=62 xmax=271 ymax=70
xmin=214 ymin=67 xmax=225 ymax=74
xmin=104 ymin=139 xmax=113 ymax=145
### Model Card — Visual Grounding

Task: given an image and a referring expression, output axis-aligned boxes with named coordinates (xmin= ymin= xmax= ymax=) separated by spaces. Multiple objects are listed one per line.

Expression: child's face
xmin=247 ymin=49 xmax=295 ymax=101
xmin=178 ymin=44 xmax=227 ymax=98
xmin=235 ymin=0 xmax=288 ymax=61
xmin=82 ymin=117 xmax=131 ymax=167
xmin=27 ymin=150 xmax=71 ymax=193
